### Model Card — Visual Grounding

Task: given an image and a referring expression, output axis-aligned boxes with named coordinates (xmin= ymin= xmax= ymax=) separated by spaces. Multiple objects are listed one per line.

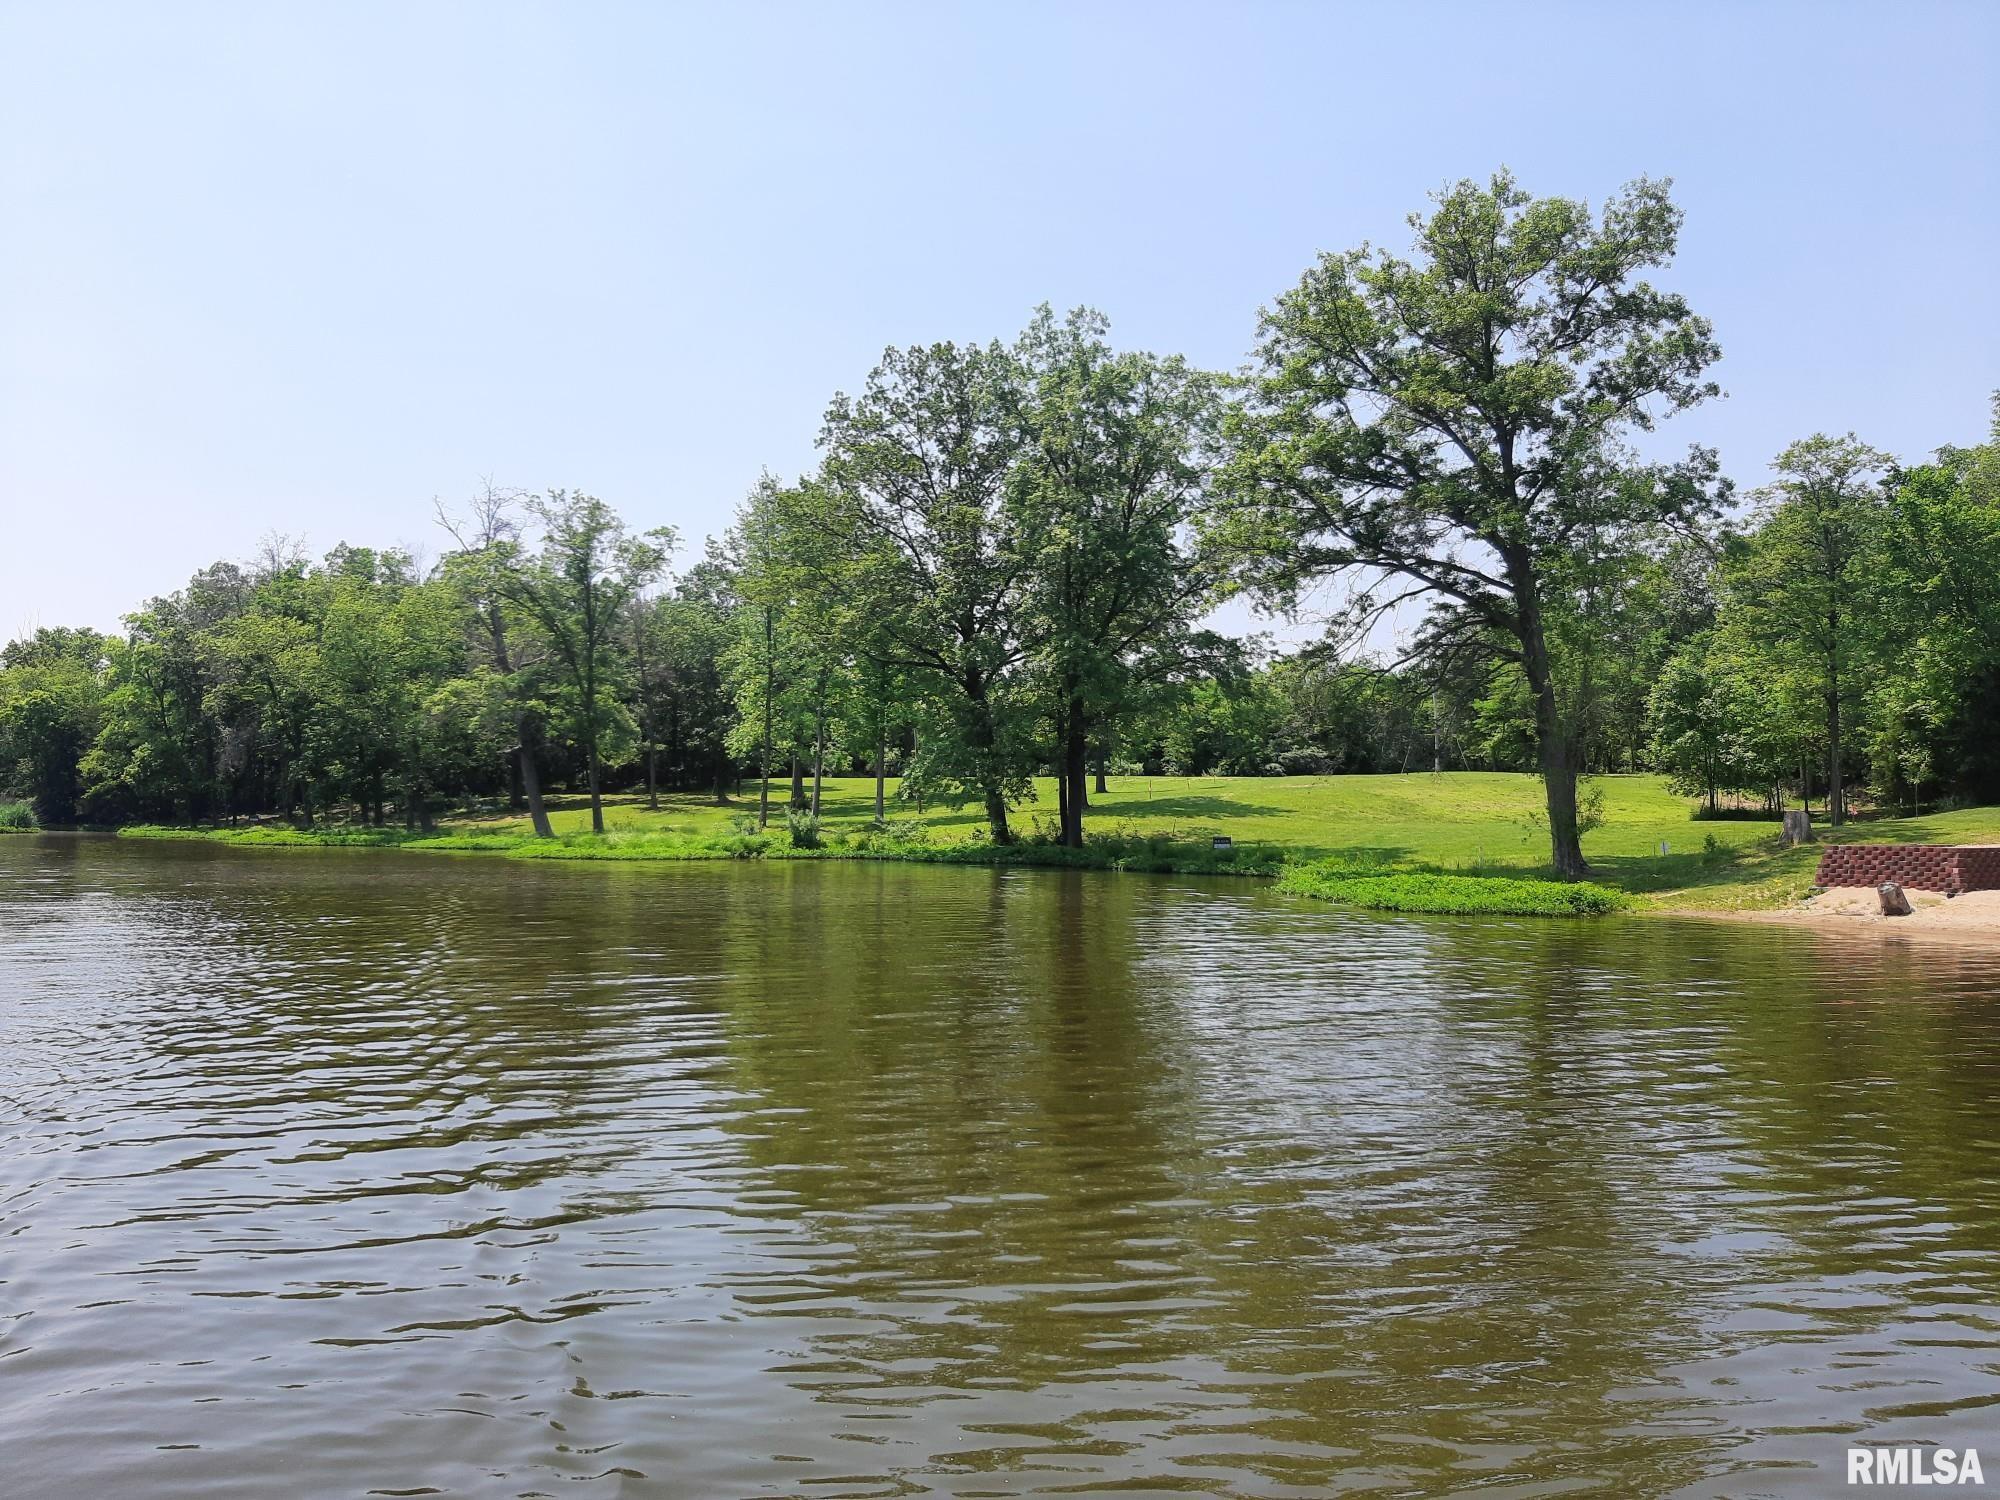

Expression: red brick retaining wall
xmin=1812 ymin=845 xmax=2000 ymax=895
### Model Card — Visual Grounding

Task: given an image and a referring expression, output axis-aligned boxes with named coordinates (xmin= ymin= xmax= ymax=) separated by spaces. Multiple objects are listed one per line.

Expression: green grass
xmin=1607 ymin=802 xmax=2000 ymax=912
xmin=447 ymin=772 xmax=1772 ymax=866
xmin=112 ymin=773 xmax=2000 ymax=917
xmin=0 ymin=799 xmax=36 ymax=831
xmin=117 ymin=817 xmax=1280 ymax=876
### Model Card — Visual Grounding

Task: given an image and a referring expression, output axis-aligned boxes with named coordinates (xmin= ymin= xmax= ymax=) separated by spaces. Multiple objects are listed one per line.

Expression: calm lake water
xmin=4 ymin=836 xmax=2000 ymax=1498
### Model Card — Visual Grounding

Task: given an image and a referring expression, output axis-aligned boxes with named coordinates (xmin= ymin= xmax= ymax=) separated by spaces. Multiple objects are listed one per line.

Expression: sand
xmin=1701 ymin=886 xmax=2000 ymax=949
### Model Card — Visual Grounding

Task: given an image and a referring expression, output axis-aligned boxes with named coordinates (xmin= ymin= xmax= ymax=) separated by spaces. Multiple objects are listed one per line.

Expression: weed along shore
xmin=105 ymin=770 xmax=2000 ymax=932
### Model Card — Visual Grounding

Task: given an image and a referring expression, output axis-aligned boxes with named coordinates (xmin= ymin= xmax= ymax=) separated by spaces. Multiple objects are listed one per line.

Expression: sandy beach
xmin=1697 ymin=886 xmax=2000 ymax=950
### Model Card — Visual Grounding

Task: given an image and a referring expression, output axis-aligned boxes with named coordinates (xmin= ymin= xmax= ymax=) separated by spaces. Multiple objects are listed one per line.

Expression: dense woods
xmin=5 ymin=176 xmax=1997 ymax=865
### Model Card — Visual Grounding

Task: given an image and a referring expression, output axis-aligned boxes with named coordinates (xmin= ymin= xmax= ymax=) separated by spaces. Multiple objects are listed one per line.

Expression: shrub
xmin=1277 ymin=862 xmax=1626 ymax=916
xmin=0 ymin=800 xmax=37 ymax=831
xmin=785 ymin=809 xmax=822 ymax=849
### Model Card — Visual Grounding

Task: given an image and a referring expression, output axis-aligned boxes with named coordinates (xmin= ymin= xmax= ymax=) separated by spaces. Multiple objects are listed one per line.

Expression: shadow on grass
xmin=1081 ymin=793 xmax=1289 ymax=821
xmin=1274 ymin=843 xmax=1421 ymax=868
xmin=1587 ymin=836 xmax=1829 ymax=897
xmin=1592 ymin=816 xmax=1973 ymax=897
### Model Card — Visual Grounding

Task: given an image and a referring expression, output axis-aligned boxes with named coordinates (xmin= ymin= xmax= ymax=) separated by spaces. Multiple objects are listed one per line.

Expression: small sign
xmin=1211 ymin=836 xmax=1233 ymax=851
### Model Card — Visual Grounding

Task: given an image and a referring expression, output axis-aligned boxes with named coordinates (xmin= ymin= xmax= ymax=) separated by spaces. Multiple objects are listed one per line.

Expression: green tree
xmin=1866 ymin=408 xmax=2000 ymax=804
xmin=1645 ymin=635 xmax=1766 ymax=812
xmin=1221 ymin=172 xmax=1724 ymax=874
xmin=499 ymin=491 xmax=674 ymax=835
xmin=723 ymin=477 xmax=814 ymax=828
xmin=655 ymin=548 xmax=741 ymax=802
xmin=1721 ymin=434 xmax=1889 ymax=825
xmin=83 ymin=563 xmax=253 ymax=823
xmin=821 ymin=338 xmax=1036 ymax=842
xmin=206 ymin=602 xmax=321 ymax=822
xmin=1013 ymin=306 xmax=1228 ymax=845
xmin=437 ymin=484 xmax=558 ymax=837
xmin=0 ymin=628 xmax=107 ymax=824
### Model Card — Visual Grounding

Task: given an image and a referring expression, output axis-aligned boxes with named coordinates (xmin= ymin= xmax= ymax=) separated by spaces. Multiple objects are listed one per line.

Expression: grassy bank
xmin=112 ymin=773 xmax=2000 ymax=918
xmin=117 ymin=819 xmax=1282 ymax=877
xmin=1277 ymin=862 xmax=1627 ymax=915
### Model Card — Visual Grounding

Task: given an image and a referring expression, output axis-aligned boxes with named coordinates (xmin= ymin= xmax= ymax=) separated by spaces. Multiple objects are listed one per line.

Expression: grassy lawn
xmin=444 ymin=771 xmax=2000 ymax=907
xmin=121 ymin=771 xmax=2000 ymax=915
xmin=453 ymin=770 xmax=1760 ymax=868
xmin=1604 ymin=801 xmax=2000 ymax=911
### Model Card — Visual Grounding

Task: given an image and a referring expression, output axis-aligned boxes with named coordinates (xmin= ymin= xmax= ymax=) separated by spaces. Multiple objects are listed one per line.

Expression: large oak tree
xmin=820 ymin=338 xmax=1035 ymax=843
xmin=1222 ymin=172 xmax=1723 ymax=874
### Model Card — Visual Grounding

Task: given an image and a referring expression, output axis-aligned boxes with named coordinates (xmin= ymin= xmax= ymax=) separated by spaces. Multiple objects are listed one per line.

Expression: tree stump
xmin=1782 ymin=810 xmax=1814 ymax=847
xmin=1878 ymin=882 xmax=1913 ymax=917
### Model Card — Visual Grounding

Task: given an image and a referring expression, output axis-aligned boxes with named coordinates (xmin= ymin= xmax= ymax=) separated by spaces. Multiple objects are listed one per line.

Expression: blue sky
xmin=2 ymin=1 xmax=1995 ymax=639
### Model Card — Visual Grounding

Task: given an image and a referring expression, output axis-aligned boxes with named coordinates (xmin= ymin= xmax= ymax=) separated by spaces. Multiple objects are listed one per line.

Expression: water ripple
xmin=4 ymin=838 xmax=2000 ymax=1497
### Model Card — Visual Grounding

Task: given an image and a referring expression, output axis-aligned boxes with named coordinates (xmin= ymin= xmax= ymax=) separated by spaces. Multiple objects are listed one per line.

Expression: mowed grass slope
xmin=443 ymin=772 xmax=2000 ymax=909
xmin=456 ymin=770 xmax=1726 ymax=866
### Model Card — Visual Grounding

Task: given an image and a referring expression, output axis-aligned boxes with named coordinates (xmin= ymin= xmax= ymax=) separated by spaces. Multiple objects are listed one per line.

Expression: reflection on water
xmin=3 ymin=834 xmax=1999 ymax=1497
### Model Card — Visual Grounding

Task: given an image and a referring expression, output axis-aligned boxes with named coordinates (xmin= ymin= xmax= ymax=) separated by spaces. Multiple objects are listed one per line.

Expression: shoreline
xmin=1663 ymin=887 xmax=2000 ymax=951
xmin=17 ymin=824 xmax=2000 ymax=950
xmin=26 ymin=823 xmax=1633 ymax=919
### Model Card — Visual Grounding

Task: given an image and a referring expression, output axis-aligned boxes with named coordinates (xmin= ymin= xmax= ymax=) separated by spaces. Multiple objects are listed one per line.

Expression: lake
xmin=4 ymin=835 xmax=1999 ymax=1497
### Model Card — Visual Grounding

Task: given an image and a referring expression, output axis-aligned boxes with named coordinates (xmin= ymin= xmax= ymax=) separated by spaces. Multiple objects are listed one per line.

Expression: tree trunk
xmin=587 ymin=743 xmax=605 ymax=835
xmin=789 ymin=757 xmax=806 ymax=812
xmin=488 ymin=610 xmax=552 ymax=838
xmin=983 ymin=787 xmax=1012 ymax=844
xmin=1535 ymin=726 xmax=1587 ymax=877
xmin=961 ymin=667 xmax=1012 ymax=844
xmin=1826 ymin=649 xmax=1845 ymax=827
xmin=646 ymin=745 xmax=658 ymax=811
xmin=874 ymin=716 xmax=887 ymax=823
xmin=758 ymin=608 xmax=774 ymax=829
xmin=1094 ymin=757 xmax=1107 ymax=796
xmin=1511 ymin=562 xmax=1588 ymax=877
xmin=518 ymin=734 xmax=553 ymax=838
xmin=1059 ymin=695 xmax=1088 ymax=848
xmin=810 ymin=672 xmax=827 ymax=818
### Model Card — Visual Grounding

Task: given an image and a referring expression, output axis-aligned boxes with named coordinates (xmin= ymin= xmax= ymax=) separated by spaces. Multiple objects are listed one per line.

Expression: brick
xmin=1812 ymin=845 xmax=2000 ymax=894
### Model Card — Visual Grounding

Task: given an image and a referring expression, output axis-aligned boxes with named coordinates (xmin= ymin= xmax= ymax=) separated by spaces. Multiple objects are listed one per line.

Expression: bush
xmin=1277 ymin=862 xmax=1626 ymax=916
xmin=0 ymin=800 xmax=37 ymax=831
xmin=785 ymin=809 xmax=822 ymax=849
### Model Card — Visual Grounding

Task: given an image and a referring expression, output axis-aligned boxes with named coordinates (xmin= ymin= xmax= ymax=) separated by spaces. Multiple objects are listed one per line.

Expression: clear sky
xmin=2 ymin=1 xmax=1995 ymax=641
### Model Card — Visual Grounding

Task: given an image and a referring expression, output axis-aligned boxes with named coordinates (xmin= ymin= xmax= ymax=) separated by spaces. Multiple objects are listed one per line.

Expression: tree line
xmin=4 ymin=173 xmax=1997 ymax=871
